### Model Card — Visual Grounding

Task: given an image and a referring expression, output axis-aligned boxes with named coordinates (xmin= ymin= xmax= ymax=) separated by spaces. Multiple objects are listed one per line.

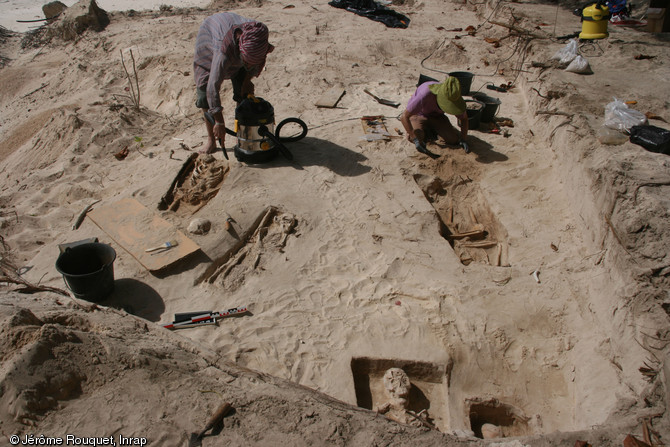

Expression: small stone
xmin=188 ymin=218 xmax=211 ymax=235
xmin=43 ymin=1 xmax=67 ymax=20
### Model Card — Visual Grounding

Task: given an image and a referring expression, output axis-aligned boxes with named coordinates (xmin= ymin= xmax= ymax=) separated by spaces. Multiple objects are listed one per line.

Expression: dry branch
xmin=633 ymin=181 xmax=670 ymax=203
xmin=120 ymin=49 xmax=141 ymax=110
xmin=0 ymin=276 xmax=69 ymax=296
xmin=489 ymin=20 xmax=548 ymax=39
xmin=1 ymin=258 xmax=68 ymax=296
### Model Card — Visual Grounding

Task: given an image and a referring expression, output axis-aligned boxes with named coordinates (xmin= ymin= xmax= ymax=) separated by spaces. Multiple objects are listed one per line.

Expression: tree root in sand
xmin=1 ymin=257 xmax=68 ymax=297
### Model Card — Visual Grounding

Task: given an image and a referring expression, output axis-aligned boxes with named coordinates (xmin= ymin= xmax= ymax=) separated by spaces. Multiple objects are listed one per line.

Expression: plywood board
xmin=315 ymin=87 xmax=345 ymax=108
xmin=87 ymin=197 xmax=200 ymax=272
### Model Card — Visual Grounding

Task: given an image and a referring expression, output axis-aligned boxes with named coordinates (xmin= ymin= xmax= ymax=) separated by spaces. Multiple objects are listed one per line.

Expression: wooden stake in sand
xmin=72 ymin=199 xmax=101 ymax=230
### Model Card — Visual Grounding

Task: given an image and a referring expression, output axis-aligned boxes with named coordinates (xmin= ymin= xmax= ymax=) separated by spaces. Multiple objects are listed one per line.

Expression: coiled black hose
xmin=275 ymin=117 xmax=308 ymax=142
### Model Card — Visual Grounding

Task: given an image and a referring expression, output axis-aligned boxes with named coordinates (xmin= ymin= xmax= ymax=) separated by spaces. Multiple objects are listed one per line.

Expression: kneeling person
xmin=400 ymin=76 xmax=469 ymax=158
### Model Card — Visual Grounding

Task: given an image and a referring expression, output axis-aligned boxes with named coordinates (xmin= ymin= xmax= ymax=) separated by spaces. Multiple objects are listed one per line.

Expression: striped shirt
xmin=193 ymin=13 xmax=266 ymax=114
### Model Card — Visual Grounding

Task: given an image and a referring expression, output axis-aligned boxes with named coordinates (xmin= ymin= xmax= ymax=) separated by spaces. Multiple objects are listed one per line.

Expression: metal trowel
xmin=364 ymin=89 xmax=400 ymax=108
xmin=189 ymin=402 xmax=232 ymax=447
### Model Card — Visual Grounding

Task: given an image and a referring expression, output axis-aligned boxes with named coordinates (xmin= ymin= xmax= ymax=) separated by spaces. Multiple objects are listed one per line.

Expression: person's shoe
xmin=610 ymin=13 xmax=630 ymax=24
xmin=610 ymin=13 xmax=645 ymax=26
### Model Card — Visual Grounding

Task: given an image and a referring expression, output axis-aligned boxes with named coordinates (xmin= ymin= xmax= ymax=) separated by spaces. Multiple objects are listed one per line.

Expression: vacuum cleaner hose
xmin=218 ymin=117 xmax=307 ymax=142
xmin=259 ymin=125 xmax=293 ymax=160
xmin=275 ymin=117 xmax=308 ymax=142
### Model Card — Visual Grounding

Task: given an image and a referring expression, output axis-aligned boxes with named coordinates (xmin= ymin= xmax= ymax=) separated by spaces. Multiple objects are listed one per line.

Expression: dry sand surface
xmin=1 ymin=0 xmax=670 ymax=445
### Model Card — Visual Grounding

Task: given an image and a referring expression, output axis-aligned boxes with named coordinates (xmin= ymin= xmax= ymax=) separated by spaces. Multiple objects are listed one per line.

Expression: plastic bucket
xmin=449 ymin=71 xmax=475 ymax=96
xmin=472 ymin=92 xmax=501 ymax=123
xmin=465 ymin=99 xmax=485 ymax=130
xmin=417 ymin=73 xmax=439 ymax=86
xmin=56 ymin=243 xmax=116 ymax=302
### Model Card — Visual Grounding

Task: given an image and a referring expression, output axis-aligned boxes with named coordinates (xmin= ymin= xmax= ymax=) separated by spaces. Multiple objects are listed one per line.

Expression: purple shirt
xmin=193 ymin=13 xmax=265 ymax=114
xmin=406 ymin=82 xmax=443 ymax=117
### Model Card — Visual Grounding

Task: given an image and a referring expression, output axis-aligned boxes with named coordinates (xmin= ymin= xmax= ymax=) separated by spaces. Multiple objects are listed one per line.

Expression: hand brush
xmin=145 ymin=240 xmax=179 ymax=252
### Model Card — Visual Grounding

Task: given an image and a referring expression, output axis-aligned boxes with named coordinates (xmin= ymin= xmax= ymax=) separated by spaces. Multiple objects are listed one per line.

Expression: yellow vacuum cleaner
xmin=579 ymin=1 xmax=610 ymax=39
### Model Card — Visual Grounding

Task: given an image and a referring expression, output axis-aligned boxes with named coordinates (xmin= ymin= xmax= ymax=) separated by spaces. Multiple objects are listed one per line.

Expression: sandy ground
xmin=1 ymin=0 xmax=670 ymax=445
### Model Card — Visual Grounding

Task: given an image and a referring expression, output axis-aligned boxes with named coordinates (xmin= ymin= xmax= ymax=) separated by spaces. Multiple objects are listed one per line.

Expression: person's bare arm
xmin=400 ymin=109 xmax=415 ymax=142
xmin=456 ymin=110 xmax=469 ymax=141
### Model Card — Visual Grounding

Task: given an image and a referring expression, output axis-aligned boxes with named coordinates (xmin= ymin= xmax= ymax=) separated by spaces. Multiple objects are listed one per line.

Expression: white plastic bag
xmin=604 ymin=98 xmax=647 ymax=132
xmin=565 ymin=55 xmax=592 ymax=74
xmin=552 ymin=38 xmax=579 ymax=66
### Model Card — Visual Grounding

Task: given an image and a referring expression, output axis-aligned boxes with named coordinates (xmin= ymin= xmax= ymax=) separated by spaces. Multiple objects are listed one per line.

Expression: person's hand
xmin=213 ymin=123 xmax=226 ymax=147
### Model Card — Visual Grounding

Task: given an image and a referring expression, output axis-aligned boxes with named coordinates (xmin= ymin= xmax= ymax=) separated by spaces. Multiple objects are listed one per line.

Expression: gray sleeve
xmin=206 ymin=48 xmax=227 ymax=114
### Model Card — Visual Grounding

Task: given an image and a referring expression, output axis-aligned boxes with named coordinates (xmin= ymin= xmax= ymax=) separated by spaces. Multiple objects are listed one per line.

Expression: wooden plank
xmin=87 ymin=197 xmax=200 ymax=272
xmin=315 ymin=87 xmax=345 ymax=108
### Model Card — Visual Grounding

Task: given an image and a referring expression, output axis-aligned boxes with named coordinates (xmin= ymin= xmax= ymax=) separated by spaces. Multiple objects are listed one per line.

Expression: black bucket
xmin=449 ymin=71 xmax=475 ymax=96
xmin=472 ymin=92 xmax=501 ymax=123
xmin=465 ymin=99 xmax=485 ymax=130
xmin=56 ymin=242 xmax=116 ymax=302
xmin=417 ymin=73 xmax=439 ymax=87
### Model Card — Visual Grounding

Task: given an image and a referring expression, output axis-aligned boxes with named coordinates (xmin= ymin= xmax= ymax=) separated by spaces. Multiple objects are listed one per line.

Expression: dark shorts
xmin=410 ymin=114 xmax=459 ymax=145
xmin=195 ymin=68 xmax=247 ymax=110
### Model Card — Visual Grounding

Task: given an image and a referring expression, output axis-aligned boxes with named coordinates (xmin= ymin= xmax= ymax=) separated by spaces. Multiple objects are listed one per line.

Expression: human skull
xmin=383 ymin=368 xmax=411 ymax=406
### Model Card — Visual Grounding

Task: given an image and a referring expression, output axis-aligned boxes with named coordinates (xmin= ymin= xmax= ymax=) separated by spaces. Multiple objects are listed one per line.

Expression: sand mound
xmin=0 ymin=293 xmax=456 ymax=445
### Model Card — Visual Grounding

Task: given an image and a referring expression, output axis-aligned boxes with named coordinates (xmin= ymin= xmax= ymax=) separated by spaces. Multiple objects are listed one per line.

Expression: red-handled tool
xmin=162 ymin=307 xmax=249 ymax=330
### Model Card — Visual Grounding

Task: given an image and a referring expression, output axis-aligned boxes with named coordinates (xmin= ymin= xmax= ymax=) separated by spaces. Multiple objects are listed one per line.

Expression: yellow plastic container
xmin=580 ymin=3 xmax=610 ymax=39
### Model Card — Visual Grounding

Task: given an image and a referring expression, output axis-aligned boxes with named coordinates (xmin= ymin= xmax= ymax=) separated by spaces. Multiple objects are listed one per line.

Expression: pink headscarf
xmin=239 ymin=22 xmax=269 ymax=67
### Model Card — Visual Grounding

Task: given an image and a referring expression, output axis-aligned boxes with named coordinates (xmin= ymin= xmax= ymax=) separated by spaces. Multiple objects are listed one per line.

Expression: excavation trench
xmin=414 ymin=173 xmax=509 ymax=267
xmin=158 ymin=153 xmax=228 ymax=214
